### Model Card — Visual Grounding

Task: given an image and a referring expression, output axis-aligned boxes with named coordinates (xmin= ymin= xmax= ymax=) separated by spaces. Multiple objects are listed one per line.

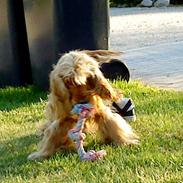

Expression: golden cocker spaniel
xmin=28 ymin=50 xmax=139 ymax=160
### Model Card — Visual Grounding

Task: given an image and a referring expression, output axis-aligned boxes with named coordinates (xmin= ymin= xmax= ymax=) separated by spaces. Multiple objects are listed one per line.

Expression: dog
xmin=28 ymin=50 xmax=139 ymax=160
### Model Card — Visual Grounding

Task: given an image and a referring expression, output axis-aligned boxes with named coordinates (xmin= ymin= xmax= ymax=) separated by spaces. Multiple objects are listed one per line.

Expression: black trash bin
xmin=0 ymin=0 xmax=32 ymax=87
xmin=54 ymin=0 xmax=109 ymax=55
xmin=23 ymin=0 xmax=55 ymax=89
xmin=23 ymin=0 xmax=109 ymax=89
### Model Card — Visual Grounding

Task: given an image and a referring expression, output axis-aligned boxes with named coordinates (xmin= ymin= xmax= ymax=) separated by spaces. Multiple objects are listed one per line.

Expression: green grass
xmin=0 ymin=82 xmax=183 ymax=183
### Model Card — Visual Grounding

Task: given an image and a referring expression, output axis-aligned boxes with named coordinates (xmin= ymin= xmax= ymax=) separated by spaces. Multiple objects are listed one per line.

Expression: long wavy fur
xmin=28 ymin=50 xmax=139 ymax=160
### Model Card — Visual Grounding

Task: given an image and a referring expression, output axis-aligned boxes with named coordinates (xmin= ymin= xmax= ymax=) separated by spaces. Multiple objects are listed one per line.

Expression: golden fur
xmin=28 ymin=50 xmax=139 ymax=160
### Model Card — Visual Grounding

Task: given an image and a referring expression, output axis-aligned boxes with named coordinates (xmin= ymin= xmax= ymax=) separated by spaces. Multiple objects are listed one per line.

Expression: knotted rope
xmin=68 ymin=103 xmax=106 ymax=161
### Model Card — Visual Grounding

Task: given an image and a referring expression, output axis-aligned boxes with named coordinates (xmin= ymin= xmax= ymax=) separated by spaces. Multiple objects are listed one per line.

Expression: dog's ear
xmin=63 ymin=76 xmax=84 ymax=88
xmin=49 ymin=70 xmax=70 ymax=100
xmin=47 ymin=69 xmax=73 ymax=121
xmin=82 ymin=50 xmax=122 ymax=62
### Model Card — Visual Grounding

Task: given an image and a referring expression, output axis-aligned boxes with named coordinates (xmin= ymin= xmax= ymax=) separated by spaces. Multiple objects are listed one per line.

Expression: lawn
xmin=0 ymin=81 xmax=183 ymax=183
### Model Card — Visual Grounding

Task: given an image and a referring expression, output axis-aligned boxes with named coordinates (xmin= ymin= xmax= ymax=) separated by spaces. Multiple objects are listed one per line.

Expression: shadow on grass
xmin=0 ymin=134 xmax=37 ymax=166
xmin=0 ymin=131 xmax=182 ymax=180
xmin=0 ymin=86 xmax=47 ymax=111
xmin=0 ymin=132 xmax=132 ymax=179
xmin=0 ymin=133 xmax=80 ymax=180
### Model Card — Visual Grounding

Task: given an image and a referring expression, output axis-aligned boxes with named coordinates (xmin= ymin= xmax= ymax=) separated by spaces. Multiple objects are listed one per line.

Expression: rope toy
xmin=68 ymin=103 xmax=106 ymax=161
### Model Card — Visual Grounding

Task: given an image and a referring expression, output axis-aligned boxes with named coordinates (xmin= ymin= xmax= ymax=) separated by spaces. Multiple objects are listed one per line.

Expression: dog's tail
xmin=82 ymin=50 xmax=122 ymax=62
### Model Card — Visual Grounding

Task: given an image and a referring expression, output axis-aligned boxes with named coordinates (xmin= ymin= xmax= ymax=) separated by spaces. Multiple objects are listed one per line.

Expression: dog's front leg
xmin=28 ymin=120 xmax=60 ymax=160
xmin=28 ymin=119 xmax=74 ymax=160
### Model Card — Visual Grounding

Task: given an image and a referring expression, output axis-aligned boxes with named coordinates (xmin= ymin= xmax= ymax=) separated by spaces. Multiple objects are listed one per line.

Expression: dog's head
xmin=50 ymin=50 xmax=120 ymax=104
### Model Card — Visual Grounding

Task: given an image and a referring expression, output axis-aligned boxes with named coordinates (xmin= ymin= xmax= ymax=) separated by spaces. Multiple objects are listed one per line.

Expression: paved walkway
xmin=110 ymin=7 xmax=183 ymax=91
xmin=122 ymin=41 xmax=183 ymax=91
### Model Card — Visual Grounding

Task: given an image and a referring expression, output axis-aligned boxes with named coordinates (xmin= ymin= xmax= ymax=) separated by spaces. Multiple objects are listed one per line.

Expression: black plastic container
xmin=23 ymin=0 xmax=109 ymax=89
xmin=0 ymin=0 xmax=32 ymax=87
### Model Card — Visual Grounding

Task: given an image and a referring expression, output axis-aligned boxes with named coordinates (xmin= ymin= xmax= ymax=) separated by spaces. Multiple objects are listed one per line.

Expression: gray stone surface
xmin=154 ymin=0 xmax=170 ymax=7
xmin=141 ymin=0 xmax=152 ymax=7
xmin=110 ymin=7 xmax=183 ymax=91
xmin=122 ymin=42 xmax=183 ymax=91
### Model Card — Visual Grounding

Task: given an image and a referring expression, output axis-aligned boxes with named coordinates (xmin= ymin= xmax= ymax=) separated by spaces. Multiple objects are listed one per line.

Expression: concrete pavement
xmin=110 ymin=7 xmax=183 ymax=91
xmin=122 ymin=41 xmax=183 ymax=90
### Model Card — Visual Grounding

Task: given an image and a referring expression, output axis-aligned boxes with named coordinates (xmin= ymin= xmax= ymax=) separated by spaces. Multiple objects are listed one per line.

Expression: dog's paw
xmin=27 ymin=152 xmax=43 ymax=161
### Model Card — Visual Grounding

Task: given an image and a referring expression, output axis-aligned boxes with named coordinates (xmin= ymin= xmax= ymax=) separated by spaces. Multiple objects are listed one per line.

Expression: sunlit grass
xmin=0 ymin=82 xmax=183 ymax=183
